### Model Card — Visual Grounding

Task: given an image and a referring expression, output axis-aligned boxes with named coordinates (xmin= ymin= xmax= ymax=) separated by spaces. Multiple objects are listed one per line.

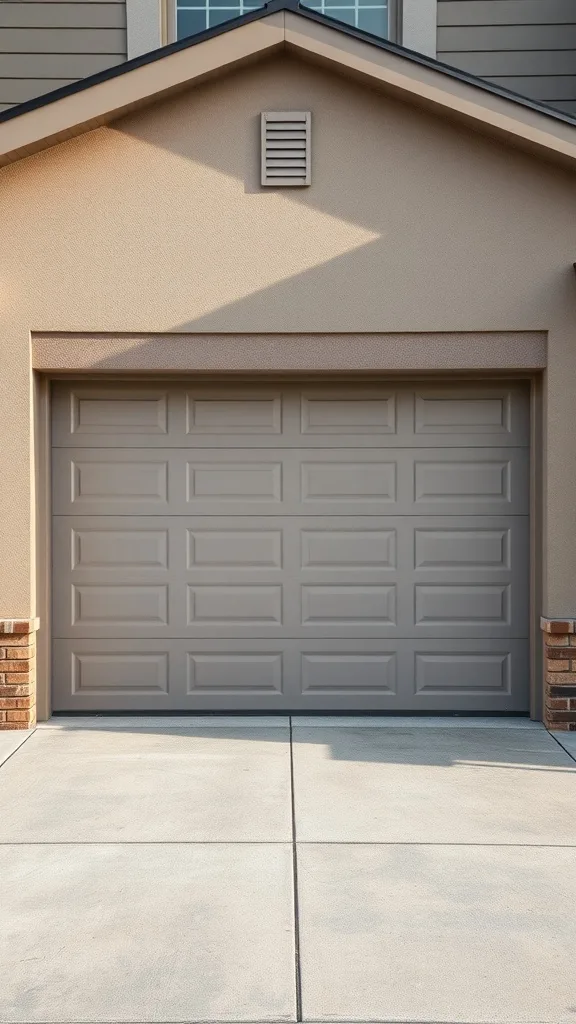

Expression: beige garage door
xmin=51 ymin=380 xmax=530 ymax=712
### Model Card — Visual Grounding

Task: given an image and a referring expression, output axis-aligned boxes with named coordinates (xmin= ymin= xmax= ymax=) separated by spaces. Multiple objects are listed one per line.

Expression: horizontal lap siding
xmin=0 ymin=2 xmax=126 ymax=108
xmin=437 ymin=1 xmax=576 ymax=115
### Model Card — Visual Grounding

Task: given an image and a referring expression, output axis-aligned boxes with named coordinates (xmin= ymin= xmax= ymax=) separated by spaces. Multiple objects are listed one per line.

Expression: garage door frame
xmin=34 ymin=369 xmax=543 ymax=721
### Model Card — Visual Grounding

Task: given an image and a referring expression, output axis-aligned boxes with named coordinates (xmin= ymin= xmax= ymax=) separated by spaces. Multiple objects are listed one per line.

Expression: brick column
xmin=0 ymin=619 xmax=38 ymax=730
xmin=542 ymin=617 xmax=576 ymax=731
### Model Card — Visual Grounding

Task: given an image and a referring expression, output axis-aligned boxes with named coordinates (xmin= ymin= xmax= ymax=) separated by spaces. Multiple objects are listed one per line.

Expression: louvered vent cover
xmin=261 ymin=111 xmax=311 ymax=186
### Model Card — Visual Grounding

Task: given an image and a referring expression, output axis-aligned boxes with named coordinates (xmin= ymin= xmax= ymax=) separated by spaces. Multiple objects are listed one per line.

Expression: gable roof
xmin=2 ymin=0 xmax=576 ymax=171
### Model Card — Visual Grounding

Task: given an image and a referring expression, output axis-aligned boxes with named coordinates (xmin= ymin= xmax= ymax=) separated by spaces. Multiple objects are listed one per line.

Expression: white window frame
xmin=126 ymin=0 xmax=436 ymax=61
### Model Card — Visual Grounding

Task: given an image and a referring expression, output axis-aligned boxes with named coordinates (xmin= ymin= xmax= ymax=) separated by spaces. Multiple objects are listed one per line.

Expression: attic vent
xmin=261 ymin=111 xmax=311 ymax=187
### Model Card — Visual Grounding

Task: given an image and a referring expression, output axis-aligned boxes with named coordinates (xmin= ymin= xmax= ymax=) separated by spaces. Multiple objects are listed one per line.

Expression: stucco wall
xmin=1 ymin=53 xmax=576 ymax=614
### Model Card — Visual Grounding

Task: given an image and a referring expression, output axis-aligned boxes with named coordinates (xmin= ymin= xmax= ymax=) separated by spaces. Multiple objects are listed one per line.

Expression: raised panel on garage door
xmin=51 ymin=380 xmax=531 ymax=713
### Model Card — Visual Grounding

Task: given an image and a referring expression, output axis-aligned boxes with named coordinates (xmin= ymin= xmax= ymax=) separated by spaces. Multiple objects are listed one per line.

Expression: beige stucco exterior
xmin=1 ymin=20 xmax=576 ymax=641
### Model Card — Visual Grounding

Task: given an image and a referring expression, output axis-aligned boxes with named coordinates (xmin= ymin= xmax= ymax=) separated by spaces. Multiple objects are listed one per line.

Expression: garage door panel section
xmin=412 ymin=386 xmax=528 ymax=443
xmin=52 ymin=382 xmax=529 ymax=449
xmin=52 ymin=638 xmax=529 ymax=712
xmin=187 ymin=389 xmax=284 ymax=437
xmin=52 ymin=447 xmax=528 ymax=517
xmin=52 ymin=380 xmax=530 ymax=712
xmin=299 ymin=639 xmax=528 ymax=710
xmin=410 ymin=639 xmax=528 ymax=709
xmin=51 ymin=385 xmax=171 ymax=446
xmin=53 ymin=639 xmax=291 ymax=708
xmin=414 ymin=523 xmax=513 ymax=571
xmin=52 ymin=449 xmax=172 ymax=516
xmin=53 ymin=515 xmax=527 ymax=641
xmin=412 ymin=449 xmax=528 ymax=515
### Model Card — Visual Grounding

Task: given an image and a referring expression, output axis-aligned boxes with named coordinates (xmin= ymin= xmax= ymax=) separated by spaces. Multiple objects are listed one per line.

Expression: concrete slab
xmin=550 ymin=730 xmax=576 ymax=760
xmin=0 ymin=730 xmax=33 ymax=766
xmin=0 ymin=843 xmax=295 ymax=1023
xmin=297 ymin=843 xmax=576 ymax=1024
xmin=0 ymin=725 xmax=291 ymax=841
xmin=293 ymin=726 xmax=576 ymax=843
xmin=41 ymin=715 xmax=289 ymax=729
xmin=293 ymin=715 xmax=544 ymax=728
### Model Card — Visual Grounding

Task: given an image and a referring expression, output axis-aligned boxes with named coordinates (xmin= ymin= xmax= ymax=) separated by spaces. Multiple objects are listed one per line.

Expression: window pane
xmin=208 ymin=7 xmax=240 ymax=26
xmin=329 ymin=7 xmax=356 ymax=26
xmin=177 ymin=0 xmax=267 ymax=37
xmin=357 ymin=6 xmax=388 ymax=34
xmin=301 ymin=0 xmax=389 ymax=37
xmin=177 ymin=7 xmax=206 ymax=36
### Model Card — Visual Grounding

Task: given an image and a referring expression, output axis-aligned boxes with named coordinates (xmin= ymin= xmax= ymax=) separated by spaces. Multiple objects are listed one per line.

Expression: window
xmin=126 ymin=0 xmax=436 ymax=63
xmin=302 ymin=0 xmax=390 ymax=37
xmin=176 ymin=0 xmax=262 ymax=37
xmin=175 ymin=0 xmax=393 ymax=40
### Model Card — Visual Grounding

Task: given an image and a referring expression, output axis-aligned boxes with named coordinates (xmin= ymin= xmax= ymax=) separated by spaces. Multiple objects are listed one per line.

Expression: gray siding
xmin=437 ymin=1 xmax=576 ymax=114
xmin=0 ymin=1 xmax=125 ymax=109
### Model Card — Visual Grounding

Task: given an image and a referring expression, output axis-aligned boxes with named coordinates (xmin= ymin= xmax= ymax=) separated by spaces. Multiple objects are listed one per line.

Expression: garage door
xmin=51 ymin=380 xmax=530 ymax=712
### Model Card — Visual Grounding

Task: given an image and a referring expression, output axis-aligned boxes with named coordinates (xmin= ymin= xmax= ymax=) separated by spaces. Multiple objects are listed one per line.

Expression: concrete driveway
xmin=0 ymin=717 xmax=575 ymax=1024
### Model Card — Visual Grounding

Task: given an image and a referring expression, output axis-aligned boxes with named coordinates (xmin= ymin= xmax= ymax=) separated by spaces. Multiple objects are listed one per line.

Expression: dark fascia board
xmin=1 ymin=0 xmax=576 ymax=130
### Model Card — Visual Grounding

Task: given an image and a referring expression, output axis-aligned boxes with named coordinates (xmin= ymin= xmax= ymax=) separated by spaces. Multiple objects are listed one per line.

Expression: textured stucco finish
xmin=1 ymin=54 xmax=576 ymax=614
xmin=33 ymin=331 xmax=547 ymax=372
